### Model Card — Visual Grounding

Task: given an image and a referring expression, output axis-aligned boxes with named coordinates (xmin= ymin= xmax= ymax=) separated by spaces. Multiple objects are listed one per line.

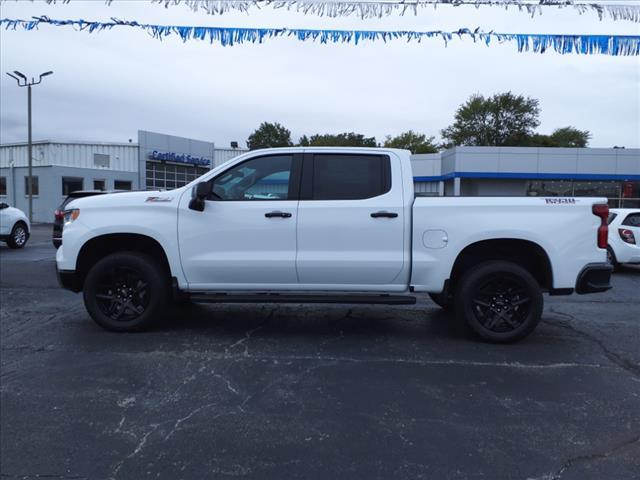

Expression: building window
xmin=114 ymin=180 xmax=132 ymax=190
xmin=24 ymin=176 xmax=39 ymax=196
xmin=526 ymin=180 xmax=573 ymax=197
xmin=526 ymin=180 xmax=640 ymax=208
xmin=62 ymin=177 xmax=84 ymax=195
xmin=145 ymin=161 xmax=209 ymax=190
xmin=0 ymin=176 xmax=6 ymax=196
xmin=621 ymin=181 xmax=640 ymax=208
xmin=572 ymin=181 xmax=621 ymax=199
xmin=93 ymin=179 xmax=106 ymax=191
xmin=94 ymin=153 xmax=110 ymax=168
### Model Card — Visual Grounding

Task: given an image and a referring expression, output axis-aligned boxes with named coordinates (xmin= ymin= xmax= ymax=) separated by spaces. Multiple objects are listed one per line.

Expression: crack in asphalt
xmin=531 ymin=435 xmax=640 ymax=480
xmin=545 ymin=307 xmax=640 ymax=377
xmin=0 ymin=475 xmax=88 ymax=479
xmin=109 ymin=423 xmax=160 ymax=480
xmin=0 ymin=346 xmax=614 ymax=371
xmin=107 ymin=306 xmax=286 ymax=471
xmin=223 ymin=305 xmax=280 ymax=357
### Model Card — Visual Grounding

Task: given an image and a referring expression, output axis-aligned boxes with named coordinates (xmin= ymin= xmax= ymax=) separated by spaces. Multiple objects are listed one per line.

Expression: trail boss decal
xmin=545 ymin=198 xmax=576 ymax=205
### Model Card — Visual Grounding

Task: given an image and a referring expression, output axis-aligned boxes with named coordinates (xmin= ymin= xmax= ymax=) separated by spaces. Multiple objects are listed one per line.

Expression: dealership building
xmin=0 ymin=129 xmax=638 ymax=223
xmin=412 ymin=147 xmax=640 ymax=204
xmin=0 ymin=130 xmax=246 ymax=222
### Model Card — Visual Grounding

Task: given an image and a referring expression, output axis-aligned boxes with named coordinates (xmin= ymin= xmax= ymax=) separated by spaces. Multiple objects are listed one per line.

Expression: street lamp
xmin=6 ymin=70 xmax=54 ymax=223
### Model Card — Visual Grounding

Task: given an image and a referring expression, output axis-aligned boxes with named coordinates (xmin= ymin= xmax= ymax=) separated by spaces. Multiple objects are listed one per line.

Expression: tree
xmin=441 ymin=92 xmax=541 ymax=147
xmin=298 ymin=132 xmax=377 ymax=147
xmin=384 ymin=130 xmax=438 ymax=154
xmin=538 ymin=127 xmax=590 ymax=148
xmin=246 ymin=122 xmax=293 ymax=150
xmin=528 ymin=127 xmax=590 ymax=148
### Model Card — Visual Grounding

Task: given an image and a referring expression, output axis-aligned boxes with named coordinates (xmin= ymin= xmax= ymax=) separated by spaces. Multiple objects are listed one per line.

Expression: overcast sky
xmin=1 ymin=0 xmax=639 ymax=149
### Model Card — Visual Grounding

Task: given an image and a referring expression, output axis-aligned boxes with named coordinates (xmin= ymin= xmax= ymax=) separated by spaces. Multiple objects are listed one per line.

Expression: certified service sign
xmin=150 ymin=150 xmax=210 ymax=166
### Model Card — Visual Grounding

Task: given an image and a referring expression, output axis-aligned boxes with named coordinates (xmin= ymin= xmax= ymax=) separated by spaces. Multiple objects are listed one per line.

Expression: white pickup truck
xmin=56 ymin=147 xmax=612 ymax=342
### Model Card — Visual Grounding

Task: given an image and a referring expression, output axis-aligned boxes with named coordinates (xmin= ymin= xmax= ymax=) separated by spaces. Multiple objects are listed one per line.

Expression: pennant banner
xmin=2 ymin=17 xmax=639 ymax=56
xmin=28 ymin=0 xmax=640 ymax=22
xmin=151 ymin=0 xmax=640 ymax=22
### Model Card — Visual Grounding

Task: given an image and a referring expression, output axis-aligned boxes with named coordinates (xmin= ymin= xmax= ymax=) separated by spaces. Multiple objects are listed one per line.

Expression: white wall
xmin=0 ymin=142 xmax=139 ymax=171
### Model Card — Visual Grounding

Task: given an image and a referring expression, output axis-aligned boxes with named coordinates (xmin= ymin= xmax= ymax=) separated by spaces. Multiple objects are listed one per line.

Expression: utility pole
xmin=6 ymin=70 xmax=53 ymax=223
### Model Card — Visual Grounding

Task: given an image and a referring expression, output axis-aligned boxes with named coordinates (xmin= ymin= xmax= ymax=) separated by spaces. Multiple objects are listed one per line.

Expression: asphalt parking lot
xmin=1 ymin=225 xmax=639 ymax=480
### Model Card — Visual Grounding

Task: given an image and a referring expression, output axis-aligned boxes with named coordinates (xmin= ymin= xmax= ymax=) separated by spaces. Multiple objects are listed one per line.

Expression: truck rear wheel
xmin=455 ymin=261 xmax=543 ymax=343
xmin=83 ymin=252 xmax=169 ymax=332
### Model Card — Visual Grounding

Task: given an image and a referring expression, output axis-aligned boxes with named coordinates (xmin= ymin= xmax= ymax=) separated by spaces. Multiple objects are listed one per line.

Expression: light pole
xmin=6 ymin=70 xmax=53 ymax=223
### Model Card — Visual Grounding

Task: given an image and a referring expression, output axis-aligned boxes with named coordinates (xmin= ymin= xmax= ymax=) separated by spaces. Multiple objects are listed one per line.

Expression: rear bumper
xmin=57 ymin=268 xmax=81 ymax=293
xmin=575 ymin=263 xmax=613 ymax=294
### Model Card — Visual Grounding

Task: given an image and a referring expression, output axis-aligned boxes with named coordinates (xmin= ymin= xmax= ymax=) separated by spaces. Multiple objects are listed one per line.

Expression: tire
xmin=606 ymin=246 xmax=618 ymax=270
xmin=6 ymin=221 xmax=29 ymax=249
xmin=428 ymin=292 xmax=451 ymax=310
xmin=454 ymin=261 xmax=543 ymax=343
xmin=83 ymin=252 xmax=169 ymax=332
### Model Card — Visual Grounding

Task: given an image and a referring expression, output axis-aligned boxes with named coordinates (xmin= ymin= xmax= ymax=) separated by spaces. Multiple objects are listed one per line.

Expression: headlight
xmin=63 ymin=208 xmax=80 ymax=225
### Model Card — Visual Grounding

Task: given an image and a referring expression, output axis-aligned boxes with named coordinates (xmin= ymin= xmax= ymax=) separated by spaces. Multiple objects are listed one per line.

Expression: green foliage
xmin=246 ymin=122 xmax=293 ymax=150
xmin=248 ymin=108 xmax=591 ymax=155
xmin=299 ymin=132 xmax=378 ymax=147
xmin=383 ymin=130 xmax=438 ymax=154
xmin=529 ymin=127 xmax=591 ymax=148
xmin=441 ymin=92 xmax=541 ymax=147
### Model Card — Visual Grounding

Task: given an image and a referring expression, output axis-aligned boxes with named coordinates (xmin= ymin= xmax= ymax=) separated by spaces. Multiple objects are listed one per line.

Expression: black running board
xmin=188 ymin=292 xmax=416 ymax=305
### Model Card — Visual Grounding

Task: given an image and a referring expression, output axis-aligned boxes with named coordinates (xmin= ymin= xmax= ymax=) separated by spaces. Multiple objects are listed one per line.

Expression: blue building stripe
xmin=413 ymin=172 xmax=640 ymax=182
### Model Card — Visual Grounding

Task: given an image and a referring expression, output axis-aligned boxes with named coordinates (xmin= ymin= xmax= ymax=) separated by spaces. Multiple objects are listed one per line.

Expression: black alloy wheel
xmin=455 ymin=261 xmax=543 ymax=343
xmin=95 ymin=265 xmax=151 ymax=322
xmin=83 ymin=252 xmax=168 ymax=332
xmin=469 ymin=273 xmax=531 ymax=333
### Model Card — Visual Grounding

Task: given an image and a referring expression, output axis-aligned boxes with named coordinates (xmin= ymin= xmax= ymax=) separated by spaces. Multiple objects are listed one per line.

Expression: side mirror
xmin=188 ymin=181 xmax=210 ymax=212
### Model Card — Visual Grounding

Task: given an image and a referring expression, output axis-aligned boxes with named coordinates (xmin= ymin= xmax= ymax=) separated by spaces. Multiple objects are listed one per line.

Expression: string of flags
xmin=23 ymin=0 xmax=640 ymax=22
xmin=2 ymin=16 xmax=639 ymax=55
xmin=149 ymin=0 xmax=640 ymax=22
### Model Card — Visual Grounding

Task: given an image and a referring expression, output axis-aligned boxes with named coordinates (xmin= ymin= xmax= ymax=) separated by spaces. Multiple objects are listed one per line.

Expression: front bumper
xmin=575 ymin=263 xmax=613 ymax=294
xmin=57 ymin=268 xmax=81 ymax=293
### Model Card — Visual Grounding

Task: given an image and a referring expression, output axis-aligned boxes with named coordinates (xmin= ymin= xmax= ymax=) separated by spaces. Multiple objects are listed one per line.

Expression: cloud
xmin=0 ymin=0 xmax=638 ymax=148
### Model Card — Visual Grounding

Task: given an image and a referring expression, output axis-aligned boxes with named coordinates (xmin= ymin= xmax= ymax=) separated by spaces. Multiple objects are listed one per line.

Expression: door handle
xmin=265 ymin=211 xmax=292 ymax=218
xmin=370 ymin=211 xmax=398 ymax=218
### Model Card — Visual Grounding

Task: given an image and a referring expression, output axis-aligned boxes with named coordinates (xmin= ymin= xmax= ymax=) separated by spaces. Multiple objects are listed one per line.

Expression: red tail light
xmin=54 ymin=209 xmax=64 ymax=221
xmin=592 ymin=204 xmax=609 ymax=249
xmin=619 ymin=228 xmax=636 ymax=245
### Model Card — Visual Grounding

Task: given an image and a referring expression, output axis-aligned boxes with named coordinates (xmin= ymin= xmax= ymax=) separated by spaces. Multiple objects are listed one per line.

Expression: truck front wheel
xmin=455 ymin=261 xmax=543 ymax=343
xmin=83 ymin=252 xmax=169 ymax=332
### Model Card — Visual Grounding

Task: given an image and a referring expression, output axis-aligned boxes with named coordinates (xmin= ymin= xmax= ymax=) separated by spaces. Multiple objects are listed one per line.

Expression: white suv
xmin=0 ymin=203 xmax=30 ymax=249
xmin=607 ymin=208 xmax=640 ymax=266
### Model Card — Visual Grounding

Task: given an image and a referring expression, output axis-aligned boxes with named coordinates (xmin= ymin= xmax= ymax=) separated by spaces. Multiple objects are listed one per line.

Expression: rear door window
xmin=309 ymin=154 xmax=391 ymax=200
xmin=622 ymin=213 xmax=640 ymax=227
